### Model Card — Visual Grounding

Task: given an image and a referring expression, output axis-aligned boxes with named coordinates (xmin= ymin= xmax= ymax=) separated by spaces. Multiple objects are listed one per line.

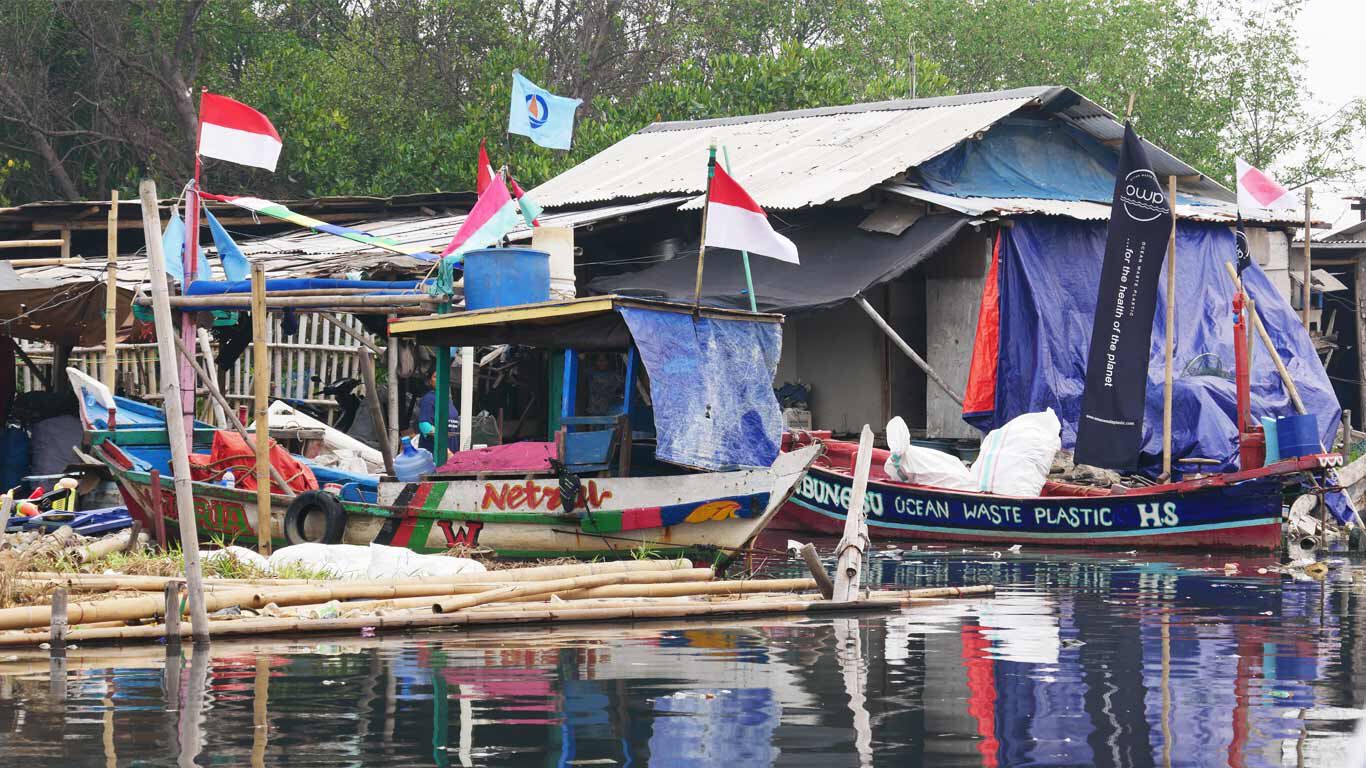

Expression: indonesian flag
xmin=198 ymin=93 xmax=282 ymax=171
xmin=704 ymin=165 xmax=799 ymax=264
xmin=476 ymin=139 xmax=495 ymax=194
xmin=1236 ymin=157 xmax=1296 ymax=213
xmin=441 ymin=172 xmax=523 ymax=259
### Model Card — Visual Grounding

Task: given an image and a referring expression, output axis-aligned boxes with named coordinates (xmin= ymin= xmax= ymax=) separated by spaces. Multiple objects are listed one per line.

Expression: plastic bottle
xmin=393 ymin=437 xmax=435 ymax=482
xmin=221 ymin=470 xmax=236 ymax=488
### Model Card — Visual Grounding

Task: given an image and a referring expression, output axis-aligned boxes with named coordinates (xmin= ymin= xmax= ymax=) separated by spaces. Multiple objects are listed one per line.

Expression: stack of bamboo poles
xmin=0 ymin=558 xmax=993 ymax=647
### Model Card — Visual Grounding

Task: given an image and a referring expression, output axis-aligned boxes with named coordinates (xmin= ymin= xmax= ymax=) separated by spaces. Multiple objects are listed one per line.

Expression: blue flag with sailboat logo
xmin=508 ymin=71 xmax=582 ymax=150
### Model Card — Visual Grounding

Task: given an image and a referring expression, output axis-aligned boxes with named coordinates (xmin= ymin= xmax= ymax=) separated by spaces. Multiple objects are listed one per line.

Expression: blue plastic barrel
xmin=462 ymin=248 xmax=550 ymax=310
xmin=1276 ymin=414 xmax=1320 ymax=459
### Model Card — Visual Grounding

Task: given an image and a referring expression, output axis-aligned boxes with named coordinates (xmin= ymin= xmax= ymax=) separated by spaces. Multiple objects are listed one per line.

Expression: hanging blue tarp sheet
xmin=917 ymin=120 xmax=1212 ymax=207
xmin=186 ymin=278 xmax=422 ymax=296
xmin=619 ymin=307 xmax=782 ymax=471
xmin=966 ymin=216 xmax=1339 ymax=475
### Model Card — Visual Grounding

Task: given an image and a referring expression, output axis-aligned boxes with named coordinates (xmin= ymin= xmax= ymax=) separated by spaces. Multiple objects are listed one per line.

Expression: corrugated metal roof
xmin=530 ymin=85 xmax=1236 ymax=211
xmin=882 ymin=184 xmax=1315 ymax=226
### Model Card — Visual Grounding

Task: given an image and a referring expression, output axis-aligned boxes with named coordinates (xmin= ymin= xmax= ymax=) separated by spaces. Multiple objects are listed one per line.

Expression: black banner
xmin=1235 ymin=214 xmax=1251 ymax=274
xmin=1074 ymin=123 xmax=1174 ymax=470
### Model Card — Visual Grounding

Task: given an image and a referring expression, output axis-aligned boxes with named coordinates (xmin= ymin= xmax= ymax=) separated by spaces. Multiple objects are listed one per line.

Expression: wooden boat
xmin=776 ymin=433 xmax=1342 ymax=550
xmin=76 ymin=295 xmax=820 ymax=560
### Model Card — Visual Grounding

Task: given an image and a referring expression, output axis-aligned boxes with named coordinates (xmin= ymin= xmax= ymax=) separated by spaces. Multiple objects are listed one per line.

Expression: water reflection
xmin=0 ymin=549 xmax=1362 ymax=767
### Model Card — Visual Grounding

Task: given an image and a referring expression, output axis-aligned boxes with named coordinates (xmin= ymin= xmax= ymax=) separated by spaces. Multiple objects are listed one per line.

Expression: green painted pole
xmin=721 ymin=146 xmax=759 ymax=313
xmin=434 ymin=346 xmax=451 ymax=466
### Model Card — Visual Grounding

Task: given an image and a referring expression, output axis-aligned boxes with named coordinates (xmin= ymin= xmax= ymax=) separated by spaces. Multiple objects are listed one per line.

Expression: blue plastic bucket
xmin=462 ymin=248 xmax=550 ymax=310
xmin=1276 ymin=414 xmax=1320 ymax=459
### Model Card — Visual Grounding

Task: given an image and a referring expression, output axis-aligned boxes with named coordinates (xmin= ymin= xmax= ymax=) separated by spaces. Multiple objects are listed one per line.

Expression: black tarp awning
xmin=589 ymin=211 xmax=970 ymax=313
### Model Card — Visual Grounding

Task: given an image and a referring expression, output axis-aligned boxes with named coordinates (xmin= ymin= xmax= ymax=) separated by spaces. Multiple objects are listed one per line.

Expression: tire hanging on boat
xmin=283 ymin=490 xmax=347 ymax=545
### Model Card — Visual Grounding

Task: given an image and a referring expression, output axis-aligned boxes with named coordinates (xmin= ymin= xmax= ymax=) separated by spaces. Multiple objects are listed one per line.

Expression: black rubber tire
xmin=282 ymin=490 xmax=347 ymax=545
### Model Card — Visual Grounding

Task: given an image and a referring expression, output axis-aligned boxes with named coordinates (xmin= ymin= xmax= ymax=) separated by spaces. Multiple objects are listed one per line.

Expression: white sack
xmin=266 ymin=542 xmax=486 ymax=580
xmin=970 ymin=408 xmax=1062 ymax=496
xmin=882 ymin=416 xmax=975 ymax=491
xmin=366 ymin=543 xmax=486 ymax=579
xmin=203 ymin=545 xmax=270 ymax=572
xmin=267 ymin=543 xmax=373 ymax=579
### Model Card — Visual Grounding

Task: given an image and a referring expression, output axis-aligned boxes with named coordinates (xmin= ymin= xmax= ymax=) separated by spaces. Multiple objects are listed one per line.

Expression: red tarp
xmin=190 ymin=430 xmax=318 ymax=494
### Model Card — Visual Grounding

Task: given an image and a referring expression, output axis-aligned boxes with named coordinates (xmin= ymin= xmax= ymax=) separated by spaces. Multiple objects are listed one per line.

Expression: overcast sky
xmin=1291 ymin=0 xmax=1365 ymax=227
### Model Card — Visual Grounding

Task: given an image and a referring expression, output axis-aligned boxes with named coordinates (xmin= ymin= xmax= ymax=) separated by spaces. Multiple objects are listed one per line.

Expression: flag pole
xmin=693 ymin=143 xmax=717 ymax=311
xmin=1302 ymin=187 xmax=1312 ymax=330
xmin=178 ymin=86 xmax=207 ymax=449
xmin=720 ymin=146 xmax=758 ymax=313
xmin=1161 ymin=175 xmax=1177 ymax=480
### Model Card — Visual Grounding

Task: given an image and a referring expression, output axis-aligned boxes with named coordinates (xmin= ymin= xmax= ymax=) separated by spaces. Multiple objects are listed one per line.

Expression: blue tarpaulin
xmin=619 ymin=307 xmax=783 ymax=470
xmin=967 ymin=216 xmax=1340 ymax=477
xmin=917 ymin=120 xmax=1211 ymax=207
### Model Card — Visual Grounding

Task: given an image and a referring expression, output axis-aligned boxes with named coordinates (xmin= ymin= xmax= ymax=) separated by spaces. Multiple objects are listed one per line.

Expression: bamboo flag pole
xmin=138 ymin=178 xmax=210 ymax=643
xmin=1162 ymin=176 xmax=1177 ymax=479
xmin=833 ymin=425 xmax=875 ymax=602
xmin=251 ymin=261 xmax=273 ymax=555
xmin=692 ymin=142 xmax=718 ymax=310
xmin=720 ymin=146 xmax=759 ymax=312
xmin=196 ymin=328 xmax=228 ymax=427
xmin=103 ymin=190 xmax=119 ymax=392
xmin=178 ymin=88 xmax=208 ymax=452
xmin=387 ymin=316 xmax=400 ymax=454
xmin=1303 ymin=187 xmax=1313 ymax=330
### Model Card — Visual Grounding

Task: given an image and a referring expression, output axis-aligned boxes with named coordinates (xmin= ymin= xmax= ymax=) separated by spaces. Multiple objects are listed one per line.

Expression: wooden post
xmin=460 ymin=346 xmax=474 ymax=451
xmin=251 ymin=261 xmax=273 ymax=556
xmin=0 ymin=494 xmax=12 ymax=534
xmin=800 ymin=543 xmax=835 ymax=599
xmin=1342 ymin=409 xmax=1352 ymax=461
xmin=103 ymin=190 xmax=119 ymax=392
xmin=148 ymin=469 xmax=166 ymax=550
xmin=854 ymin=294 xmax=963 ymax=405
xmin=1162 ymin=176 xmax=1177 ymax=479
xmin=1303 ymin=187 xmax=1313 ymax=330
xmin=163 ymin=581 xmax=182 ymax=643
xmin=387 ymin=317 xmax=400 ymax=454
xmin=59 ymin=227 xmax=70 ymax=260
xmin=359 ymin=348 xmax=396 ymax=477
xmin=48 ymin=588 xmax=68 ymax=650
xmin=138 ymin=178 xmax=210 ymax=643
xmin=196 ymin=328 xmax=227 ymax=427
xmin=833 ymin=425 xmax=875 ymax=602
xmin=693 ymin=143 xmax=718 ymax=310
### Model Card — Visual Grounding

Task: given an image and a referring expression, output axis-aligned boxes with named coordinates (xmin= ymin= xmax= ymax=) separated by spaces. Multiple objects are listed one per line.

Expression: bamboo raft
xmin=1 ymin=558 xmax=994 ymax=647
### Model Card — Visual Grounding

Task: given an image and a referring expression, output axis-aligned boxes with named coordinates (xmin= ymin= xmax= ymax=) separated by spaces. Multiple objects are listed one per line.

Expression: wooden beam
xmin=103 ymin=189 xmax=119 ymax=392
xmin=251 ymin=261 xmax=273 ymax=557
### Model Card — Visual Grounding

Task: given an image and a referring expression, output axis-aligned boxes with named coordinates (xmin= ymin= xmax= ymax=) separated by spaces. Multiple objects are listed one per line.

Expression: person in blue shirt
xmin=412 ymin=369 xmax=459 ymax=453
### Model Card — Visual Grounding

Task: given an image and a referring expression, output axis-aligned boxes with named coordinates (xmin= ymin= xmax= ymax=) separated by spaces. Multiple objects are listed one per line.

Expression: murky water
xmin=1 ymin=545 xmax=1364 ymax=767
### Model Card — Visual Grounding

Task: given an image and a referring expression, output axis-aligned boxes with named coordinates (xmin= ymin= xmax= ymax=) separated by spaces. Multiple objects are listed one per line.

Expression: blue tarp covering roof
xmin=619 ymin=307 xmax=783 ymax=471
xmin=916 ymin=120 xmax=1216 ymax=207
xmin=968 ymin=216 xmax=1339 ymax=475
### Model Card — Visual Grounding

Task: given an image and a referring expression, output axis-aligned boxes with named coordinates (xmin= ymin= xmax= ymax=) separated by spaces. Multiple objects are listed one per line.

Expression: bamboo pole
xmin=103 ymin=189 xmax=119 ymax=392
xmin=319 ymin=312 xmax=381 ymax=354
xmin=138 ymin=178 xmax=210 ymax=643
xmin=74 ymin=530 xmax=144 ymax=564
xmin=431 ymin=572 xmax=639 ymax=613
xmin=800 ymin=543 xmax=835 ymax=599
xmin=1162 ymin=176 xmax=1177 ymax=479
xmin=196 ymin=328 xmax=227 ymax=427
xmin=0 ymin=240 xmax=65 ymax=250
xmin=459 ymin=346 xmax=474 ymax=451
xmin=137 ymin=294 xmax=437 ymax=310
xmin=1303 ymin=187 xmax=1313 ymax=330
xmin=693 ymin=142 xmax=717 ymax=310
xmin=833 ymin=425 xmax=874 ymax=602
xmin=170 ymin=333 xmax=295 ymax=497
xmin=854 ymin=295 xmax=964 ymax=405
xmin=0 ymin=585 xmax=997 ymax=646
xmin=359 ymin=347 xmax=396 ymax=476
xmin=1223 ymin=262 xmax=1307 ymax=413
xmin=387 ymin=316 xmax=400 ymax=454
xmin=251 ymin=262 xmax=273 ymax=556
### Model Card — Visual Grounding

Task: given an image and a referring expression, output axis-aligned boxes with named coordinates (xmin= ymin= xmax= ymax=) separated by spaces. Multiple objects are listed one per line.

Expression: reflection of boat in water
xmin=75 ymin=296 xmax=819 ymax=560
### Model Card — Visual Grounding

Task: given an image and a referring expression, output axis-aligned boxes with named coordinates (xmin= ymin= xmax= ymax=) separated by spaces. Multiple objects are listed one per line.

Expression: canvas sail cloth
xmin=1073 ymin=123 xmax=1174 ymax=471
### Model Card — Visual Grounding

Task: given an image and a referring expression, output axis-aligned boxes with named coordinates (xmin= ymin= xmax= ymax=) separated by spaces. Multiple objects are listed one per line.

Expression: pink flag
xmin=1236 ymin=158 xmax=1296 ymax=213
xmin=703 ymin=165 xmax=798 ymax=264
xmin=440 ymin=172 xmax=521 ymax=258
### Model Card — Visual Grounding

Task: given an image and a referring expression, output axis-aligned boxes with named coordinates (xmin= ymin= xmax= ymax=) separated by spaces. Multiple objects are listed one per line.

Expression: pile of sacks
xmin=204 ymin=542 xmax=487 ymax=580
xmin=884 ymin=409 xmax=1061 ymax=496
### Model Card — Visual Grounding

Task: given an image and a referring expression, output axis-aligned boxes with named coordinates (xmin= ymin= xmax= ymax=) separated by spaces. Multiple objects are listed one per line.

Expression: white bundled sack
xmin=970 ymin=408 xmax=1062 ymax=496
xmin=268 ymin=543 xmax=373 ymax=579
xmin=882 ymin=416 xmax=975 ymax=491
xmin=366 ymin=543 xmax=486 ymax=579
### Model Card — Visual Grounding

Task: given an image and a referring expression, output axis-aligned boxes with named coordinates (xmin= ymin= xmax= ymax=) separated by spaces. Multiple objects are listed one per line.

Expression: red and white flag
xmin=1236 ymin=157 xmax=1296 ymax=213
xmin=476 ymin=139 xmax=496 ymax=194
xmin=198 ymin=93 xmax=282 ymax=172
xmin=704 ymin=165 xmax=799 ymax=264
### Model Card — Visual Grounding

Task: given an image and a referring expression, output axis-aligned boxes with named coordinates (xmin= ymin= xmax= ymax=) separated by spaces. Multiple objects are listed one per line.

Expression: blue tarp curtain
xmin=917 ymin=120 xmax=1210 ymax=207
xmin=619 ymin=307 xmax=783 ymax=470
xmin=968 ymin=215 xmax=1340 ymax=476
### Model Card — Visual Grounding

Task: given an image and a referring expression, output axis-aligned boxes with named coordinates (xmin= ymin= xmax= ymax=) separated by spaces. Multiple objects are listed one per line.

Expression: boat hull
xmin=95 ymin=443 xmax=819 ymax=560
xmin=775 ymin=448 xmax=1338 ymax=550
